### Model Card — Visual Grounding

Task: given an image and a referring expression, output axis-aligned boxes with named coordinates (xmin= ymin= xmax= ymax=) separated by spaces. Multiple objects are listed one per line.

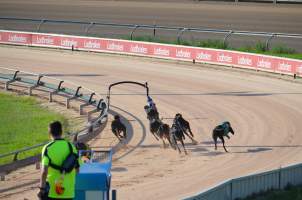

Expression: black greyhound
xmin=174 ymin=113 xmax=198 ymax=144
xmin=111 ymin=115 xmax=127 ymax=141
xmin=170 ymin=121 xmax=188 ymax=155
xmin=212 ymin=121 xmax=235 ymax=152
xmin=144 ymin=105 xmax=159 ymax=121
xmin=149 ymin=118 xmax=173 ymax=148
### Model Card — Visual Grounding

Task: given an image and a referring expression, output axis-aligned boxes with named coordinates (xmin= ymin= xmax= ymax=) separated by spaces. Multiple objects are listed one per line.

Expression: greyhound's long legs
xmin=186 ymin=133 xmax=198 ymax=144
xmin=122 ymin=129 xmax=127 ymax=139
xmin=176 ymin=143 xmax=181 ymax=153
xmin=220 ymin=136 xmax=228 ymax=152
xmin=167 ymin=136 xmax=173 ymax=148
xmin=187 ymin=126 xmax=194 ymax=137
xmin=162 ymin=139 xmax=166 ymax=148
xmin=152 ymin=132 xmax=159 ymax=141
xmin=182 ymin=129 xmax=197 ymax=144
xmin=170 ymin=135 xmax=177 ymax=150
xmin=180 ymin=139 xmax=188 ymax=155
xmin=173 ymin=135 xmax=181 ymax=153
xmin=113 ymin=130 xmax=122 ymax=142
xmin=213 ymin=134 xmax=218 ymax=150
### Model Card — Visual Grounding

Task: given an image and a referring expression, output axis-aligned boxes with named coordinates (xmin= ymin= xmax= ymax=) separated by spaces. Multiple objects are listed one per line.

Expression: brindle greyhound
xmin=149 ymin=118 xmax=173 ymax=148
xmin=175 ymin=113 xmax=198 ymax=145
xmin=170 ymin=121 xmax=188 ymax=155
xmin=144 ymin=105 xmax=159 ymax=121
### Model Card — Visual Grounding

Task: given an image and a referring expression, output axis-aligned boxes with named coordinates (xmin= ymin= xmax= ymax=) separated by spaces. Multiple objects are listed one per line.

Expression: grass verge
xmin=0 ymin=92 xmax=69 ymax=165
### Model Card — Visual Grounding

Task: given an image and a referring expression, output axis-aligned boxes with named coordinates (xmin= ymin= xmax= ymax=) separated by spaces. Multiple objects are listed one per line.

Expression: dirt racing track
xmin=0 ymin=45 xmax=302 ymax=200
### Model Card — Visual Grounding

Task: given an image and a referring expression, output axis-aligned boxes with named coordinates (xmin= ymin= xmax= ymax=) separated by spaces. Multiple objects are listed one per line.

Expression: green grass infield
xmin=0 ymin=92 xmax=69 ymax=165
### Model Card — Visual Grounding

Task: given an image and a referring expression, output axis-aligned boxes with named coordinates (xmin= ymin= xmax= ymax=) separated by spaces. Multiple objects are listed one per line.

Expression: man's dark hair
xmin=49 ymin=121 xmax=62 ymax=137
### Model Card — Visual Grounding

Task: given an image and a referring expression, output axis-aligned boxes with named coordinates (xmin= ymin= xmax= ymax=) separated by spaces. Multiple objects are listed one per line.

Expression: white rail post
xmin=0 ymin=174 xmax=5 ymax=181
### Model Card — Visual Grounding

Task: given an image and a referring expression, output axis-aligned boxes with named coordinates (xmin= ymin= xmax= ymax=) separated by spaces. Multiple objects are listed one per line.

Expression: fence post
xmin=13 ymin=152 xmax=19 ymax=161
xmin=88 ymin=121 xmax=93 ymax=134
xmin=37 ymin=19 xmax=46 ymax=32
xmin=279 ymin=166 xmax=282 ymax=189
xmin=230 ymin=180 xmax=233 ymax=200
xmin=0 ymin=174 xmax=5 ymax=181
xmin=85 ymin=22 xmax=95 ymax=35
xmin=5 ymin=81 xmax=9 ymax=91
xmin=223 ymin=30 xmax=233 ymax=48
xmin=266 ymin=34 xmax=275 ymax=51
xmin=130 ymin=25 xmax=140 ymax=40
xmin=153 ymin=24 xmax=156 ymax=38
xmin=177 ymin=28 xmax=187 ymax=44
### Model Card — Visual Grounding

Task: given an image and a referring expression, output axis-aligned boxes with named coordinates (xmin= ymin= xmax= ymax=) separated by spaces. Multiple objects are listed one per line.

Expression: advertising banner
xmin=0 ymin=30 xmax=301 ymax=77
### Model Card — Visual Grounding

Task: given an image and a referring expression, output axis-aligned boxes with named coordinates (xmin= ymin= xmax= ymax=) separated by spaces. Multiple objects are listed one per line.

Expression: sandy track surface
xmin=0 ymin=45 xmax=302 ymax=200
xmin=1 ymin=0 xmax=302 ymax=33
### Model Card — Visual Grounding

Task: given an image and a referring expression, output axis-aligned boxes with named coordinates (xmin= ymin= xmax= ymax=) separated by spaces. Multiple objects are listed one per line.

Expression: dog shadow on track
xmin=196 ymin=140 xmax=302 ymax=155
xmin=185 ymin=142 xmax=273 ymax=156
xmin=139 ymin=144 xmax=162 ymax=149
xmin=111 ymin=167 xmax=128 ymax=172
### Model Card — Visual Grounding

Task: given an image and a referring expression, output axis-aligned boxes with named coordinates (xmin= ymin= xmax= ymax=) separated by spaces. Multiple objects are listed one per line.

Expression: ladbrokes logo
xmin=238 ymin=57 xmax=252 ymax=66
xmin=257 ymin=59 xmax=271 ymax=69
xmin=84 ymin=40 xmax=101 ymax=49
xmin=176 ymin=49 xmax=191 ymax=58
xmin=61 ymin=39 xmax=77 ymax=47
xmin=154 ymin=47 xmax=170 ymax=56
xmin=278 ymin=62 xmax=291 ymax=72
xmin=217 ymin=54 xmax=232 ymax=63
xmin=107 ymin=43 xmax=124 ymax=51
xmin=196 ymin=52 xmax=212 ymax=61
xmin=36 ymin=36 xmax=54 ymax=45
xmin=8 ymin=34 xmax=27 ymax=43
xmin=130 ymin=45 xmax=148 ymax=54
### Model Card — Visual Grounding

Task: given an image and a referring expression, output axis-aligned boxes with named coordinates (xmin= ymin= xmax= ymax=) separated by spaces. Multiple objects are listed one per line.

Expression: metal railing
xmin=0 ymin=67 xmax=108 ymax=172
xmin=232 ymin=0 xmax=302 ymax=3
xmin=184 ymin=162 xmax=302 ymax=200
xmin=1 ymin=17 xmax=302 ymax=51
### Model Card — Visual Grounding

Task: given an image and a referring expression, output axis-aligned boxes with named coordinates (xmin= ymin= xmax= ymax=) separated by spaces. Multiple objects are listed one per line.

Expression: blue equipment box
xmin=75 ymin=150 xmax=112 ymax=200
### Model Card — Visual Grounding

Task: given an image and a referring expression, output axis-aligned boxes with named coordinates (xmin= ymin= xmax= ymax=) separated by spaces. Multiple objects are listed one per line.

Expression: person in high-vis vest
xmin=38 ymin=121 xmax=79 ymax=200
